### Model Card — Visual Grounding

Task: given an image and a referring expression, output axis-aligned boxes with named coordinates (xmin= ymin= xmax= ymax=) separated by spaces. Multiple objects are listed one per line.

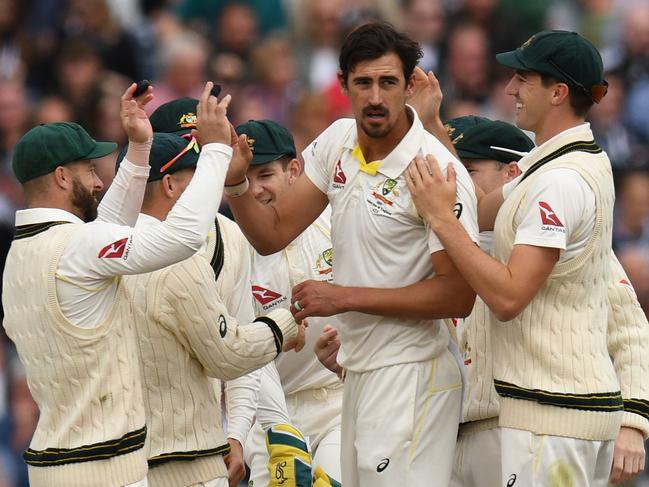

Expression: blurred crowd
xmin=1 ymin=0 xmax=649 ymax=485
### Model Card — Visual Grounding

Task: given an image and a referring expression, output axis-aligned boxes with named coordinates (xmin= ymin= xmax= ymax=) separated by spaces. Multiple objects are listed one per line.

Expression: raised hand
xmin=192 ymin=81 xmax=232 ymax=146
xmin=225 ymin=132 xmax=254 ymax=186
xmin=120 ymin=82 xmax=154 ymax=143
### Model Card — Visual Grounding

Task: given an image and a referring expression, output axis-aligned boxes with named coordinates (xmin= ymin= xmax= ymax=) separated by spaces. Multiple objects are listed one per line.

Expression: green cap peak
xmin=235 ymin=120 xmax=296 ymax=165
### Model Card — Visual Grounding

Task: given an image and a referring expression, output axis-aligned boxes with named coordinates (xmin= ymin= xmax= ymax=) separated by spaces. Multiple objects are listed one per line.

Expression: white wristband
xmin=224 ymin=177 xmax=249 ymax=197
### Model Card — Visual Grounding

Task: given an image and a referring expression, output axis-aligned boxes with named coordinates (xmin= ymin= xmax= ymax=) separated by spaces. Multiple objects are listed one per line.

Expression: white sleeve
xmin=58 ymin=143 xmax=232 ymax=282
xmin=427 ymin=159 xmax=479 ymax=253
xmin=513 ymin=168 xmax=591 ymax=250
xmin=96 ymin=157 xmax=151 ymax=226
xmin=256 ymin=362 xmax=291 ymax=430
xmin=225 ymin=369 xmax=261 ymax=444
xmin=224 ymin=229 xmax=261 ymax=443
xmin=302 ymin=119 xmax=352 ymax=194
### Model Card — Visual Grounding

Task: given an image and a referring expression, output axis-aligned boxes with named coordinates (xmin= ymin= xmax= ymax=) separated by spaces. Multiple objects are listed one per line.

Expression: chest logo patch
xmin=367 ymin=178 xmax=401 ymax=216
xmin=333 ymin=160 xmax=347 ymax=185
xmin=315 ymin=248 xmax=333 ymax=280
xmin=251 ymin=285 xmax=283 ymax=305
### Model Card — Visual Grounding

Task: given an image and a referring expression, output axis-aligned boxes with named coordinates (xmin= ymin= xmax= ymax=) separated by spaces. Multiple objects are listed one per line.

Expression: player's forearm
xmin=225 ymin=370 xmax=261 ymax=443
xmin=97 ymin=147 xmax=151 ymax=226
xmin=227 ymin=191 xmax=294 ymax=255
xmin=339 ymin=277 xmax=475 ymax=320
xmin=428 ymin=214 xmax=543 ymax=321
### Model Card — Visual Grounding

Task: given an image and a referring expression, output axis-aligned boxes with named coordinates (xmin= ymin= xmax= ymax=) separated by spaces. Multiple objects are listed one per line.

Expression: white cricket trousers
xmin=341 ymin=350 xmax=462 ymax=487
xmin=500 ymin=427 xmax=615 ymax=487
xmin=451 ymin=425 xmax=501 ymax=487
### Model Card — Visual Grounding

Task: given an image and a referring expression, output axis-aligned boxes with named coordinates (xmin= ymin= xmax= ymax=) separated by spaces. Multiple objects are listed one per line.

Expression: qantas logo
xmin=539 ymin=202 xmax=564 ymax=227
xmin=98 ymin=238 xmax=129 ymax=258
xmin=333 ymin=160 xmax=346 ymax=184
xmin=251 ymin=285 xmax=283 ymax=305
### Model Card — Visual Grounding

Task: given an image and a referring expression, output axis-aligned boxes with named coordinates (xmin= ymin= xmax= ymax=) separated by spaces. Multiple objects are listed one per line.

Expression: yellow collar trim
xmin=352 ymin=144 xmax=382 ymax=176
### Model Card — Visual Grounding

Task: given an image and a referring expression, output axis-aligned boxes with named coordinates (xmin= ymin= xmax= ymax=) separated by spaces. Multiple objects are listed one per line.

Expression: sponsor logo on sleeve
xmin=251 ymin=285 xmax=287 ymax=310
xmin=376 ymin=458 xmax=390 ymax=473
xmin=539 ymin=201 xmax=565 ymax=233
xmin=98 ymin=237 xmax=130 ymax=259
xmin=333 ymin=160 xmax=347 ymax=187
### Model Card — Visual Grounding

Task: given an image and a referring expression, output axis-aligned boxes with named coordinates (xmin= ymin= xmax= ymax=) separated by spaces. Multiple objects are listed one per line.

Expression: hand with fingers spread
xmin=120 ymin=82 xmax=154 ymax=144
xmin=609 ymin=426 xmax=646 ymax=484
xmin=226 ymin=130 xmax=254 ymax=186
xmin=283 ymin=319 xmax=308 ymax=352
xmin=314 ymin=325 xmax=343 ymax=378
xmin=191 ymin=81 xmax=233 ymax=146
xmin=406 ymin=154 xmax=458 ymax=227
xmin=408 ymin=67 xmax=443 ymax=126
xmin=290 ymin=280 xmax=344 ymax=321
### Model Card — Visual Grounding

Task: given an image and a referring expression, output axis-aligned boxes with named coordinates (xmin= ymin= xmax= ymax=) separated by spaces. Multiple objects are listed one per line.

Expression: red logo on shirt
xmin=333 ymin=160 xmax=346 ymax=184
xmin=98 ymin=238 xmax=129 ymax=258
xmin=251 ymin=285 xmax=283 ymax=305
xmin=538 ymin=202 xmax=563 ymax=227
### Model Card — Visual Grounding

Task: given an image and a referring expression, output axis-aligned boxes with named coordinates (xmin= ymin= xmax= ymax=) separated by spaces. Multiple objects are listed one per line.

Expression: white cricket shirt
xmin=303 ymin=107 xmax=479 ymax=372
xmin=251 ymin=206 xmax=342 ymax=394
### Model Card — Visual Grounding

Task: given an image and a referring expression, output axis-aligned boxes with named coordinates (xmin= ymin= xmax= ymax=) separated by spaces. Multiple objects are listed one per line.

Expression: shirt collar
xmin=344 ymin=105 xmax=426 ymax=179
xmin=517 ymin=123 xmax=592 ymax=172
xmin=15 ymin=208 xmax=83 ymax=226
xmin=136 ymin=213 xmax=161 ymax=226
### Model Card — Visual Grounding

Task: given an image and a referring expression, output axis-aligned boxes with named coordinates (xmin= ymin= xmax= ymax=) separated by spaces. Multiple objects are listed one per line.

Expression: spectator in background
xmin=145 ymin=33 xmax=208 ymax=113
xmin=403 ymin=0 xmax=447 ymax=75
xmin=613 ymin=168 xmax=649 ymax=251
xmin=235 ymin=35 xmax=297 ymax=127
xmin=589 ymin=73 xmax=634 ymax=168
xmin=618 ymin=245 xmax=649 ymax=317
xmin=31 ymin=96 xmax=74 ymax=126
xmin=442 ymin=23 xmax=492 ymax=108
xmin=0 ymin=0 xmax=27 ymax=83
xmin=290 ymin=91 xmax=333 ymax=156
xmin=53 ymin=39 xmax=104 ymax=132
xmin=294 ymin=0 xmax=345 ymax=92
xmin=447 ymin=0 xmax=530 ymax=57
xmin=0 ymin=82 xmax=28 ymax=216
xmin=607 ymin=1 xmax=649 ymax=87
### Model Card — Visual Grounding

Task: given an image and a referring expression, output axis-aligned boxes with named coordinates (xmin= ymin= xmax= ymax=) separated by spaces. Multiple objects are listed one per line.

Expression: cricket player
xmin=119 ymin=128 xmax=305 ymax=487
xmin=407 ymin=31 xmax=633 ymax=486
xmin=1 ymin=81 xmax=232 ymax=487
xmin=224 ymin=22 xmax=479 ymax=486
xmin=233 ymin=120 xmax=343 ymax=485
xmin=444 ymin=116 xmax=649 ymax=486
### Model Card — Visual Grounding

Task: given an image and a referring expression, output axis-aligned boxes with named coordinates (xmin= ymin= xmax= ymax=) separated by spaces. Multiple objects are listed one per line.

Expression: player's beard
xmin=71 ymin=177 xmax=98 ymax=222
xmin=359 ymin=106 xmax=392 ymax=139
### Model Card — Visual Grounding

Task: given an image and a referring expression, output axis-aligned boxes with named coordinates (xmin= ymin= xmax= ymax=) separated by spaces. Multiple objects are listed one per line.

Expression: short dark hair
xmin=338 ymin=22 xmax=422 ymax=86
xmin=540 ymin=73 xmax=594 ymax=117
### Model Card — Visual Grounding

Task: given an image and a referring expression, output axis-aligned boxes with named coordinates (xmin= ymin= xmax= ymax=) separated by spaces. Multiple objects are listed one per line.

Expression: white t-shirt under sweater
xmin=251 ymin=206 xmax=342 ymax=395
xmin=303 ymin=107 xmax=479 ymax=372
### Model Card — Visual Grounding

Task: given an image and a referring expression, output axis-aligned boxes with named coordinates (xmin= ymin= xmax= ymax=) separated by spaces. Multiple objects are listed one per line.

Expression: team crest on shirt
xmin=366 ymin=177 xmax=401 ymax=216
xmin=315 ymin=248 xmax=333 ymax=282
xmin=251 ymin=284 xmax=287 ymax=311
xmin=538 ymin=201 xmax=566 ymax=233
xmin=332 ymin=160 xmax=347 ymax=188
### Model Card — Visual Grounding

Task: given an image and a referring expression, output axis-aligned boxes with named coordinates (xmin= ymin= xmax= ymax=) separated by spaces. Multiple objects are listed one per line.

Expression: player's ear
xmin=161 ymin=174 xmax=175 ymax=199
xmin=287 ymin=158 xmax=301 ymax=183
xmin=337 ymin=71 xmax=348 ymax=94
xmin=506 ymin=162 xmax=522 ymax=179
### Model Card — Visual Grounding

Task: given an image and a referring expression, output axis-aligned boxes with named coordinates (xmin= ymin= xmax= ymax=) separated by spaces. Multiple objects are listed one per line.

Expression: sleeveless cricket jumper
xmin=127 ymin=214 xmax=297 ymax=487
xmin=3 ymin=223 xmax=147 ymax=487
xmin=491 ymin=127 xmax=622 ymax=441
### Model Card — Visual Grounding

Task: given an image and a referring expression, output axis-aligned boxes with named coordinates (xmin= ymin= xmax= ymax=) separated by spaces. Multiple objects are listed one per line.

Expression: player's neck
xmin=356 ymin=107 xmax=412 ymax=162
xmin=533 ymin=109 xmax=585 ymax=146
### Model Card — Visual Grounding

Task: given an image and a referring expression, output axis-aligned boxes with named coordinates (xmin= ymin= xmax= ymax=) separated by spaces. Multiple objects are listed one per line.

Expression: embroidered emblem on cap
xmin=178 ymin=112 xmax=197 ymax=128
xmin=247 ymin=137 xmax=256 ymax=152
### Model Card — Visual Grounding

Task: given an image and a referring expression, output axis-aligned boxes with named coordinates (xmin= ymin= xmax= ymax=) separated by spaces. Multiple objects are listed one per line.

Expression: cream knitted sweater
xmin=126 ymin=216 xmax=298 ymax=487
xmin=491 ymin=128 xmax=622 ymax=440
xmin=3 ymin=224 xmax=147 ymax=487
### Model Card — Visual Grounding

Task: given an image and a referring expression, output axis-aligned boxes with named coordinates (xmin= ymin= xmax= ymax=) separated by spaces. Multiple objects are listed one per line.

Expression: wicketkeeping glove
xmin=266 ymin=423 xmax=313 ymax=487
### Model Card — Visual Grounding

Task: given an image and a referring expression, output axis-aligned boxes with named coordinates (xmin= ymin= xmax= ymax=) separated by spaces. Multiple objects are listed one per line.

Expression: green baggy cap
xmin=116 ymin=132 xmax=199 ymax=183
xmin=12 ymin=122 xmax=117 ymax=183
xmin=445 ymin=116 xmax=534 ymax=163
xmin=149 ymin=98 xmax=198 ymax=135
xmin=235 ymin=120 xmax=296 ymax=165
xmin=496 ymin=30 xmax=608 ymax=103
